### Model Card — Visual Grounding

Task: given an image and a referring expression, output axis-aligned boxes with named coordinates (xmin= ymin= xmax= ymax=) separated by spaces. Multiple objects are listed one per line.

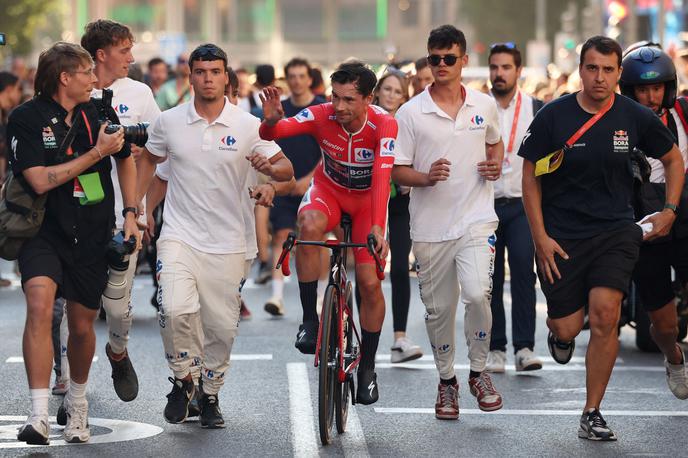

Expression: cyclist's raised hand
xmin=259 ymin=87 xmax=284 ymax=126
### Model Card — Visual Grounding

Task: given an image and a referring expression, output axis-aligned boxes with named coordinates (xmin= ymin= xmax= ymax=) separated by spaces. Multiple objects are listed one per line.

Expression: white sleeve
xmin=145 ymin=113 xmax=168 ymax=158
xmin=141 ymin=88 xmax=162 ymax=124
xmin=485 ymin=102 xmax=501 ymax=145
xmin=394 ymin=107 xmax=415 ymax=166
xmin=155 ymin=159 xmax=170 ymax=181
xmin=250 ymin=118 xmax=281 ymax=158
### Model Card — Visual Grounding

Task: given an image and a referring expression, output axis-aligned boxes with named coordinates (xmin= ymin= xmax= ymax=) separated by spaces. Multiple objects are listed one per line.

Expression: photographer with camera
xmin=80 ymin=19 xmax=161 ymax=404
xmin=7 ymin=42 xmax=139 ymax=445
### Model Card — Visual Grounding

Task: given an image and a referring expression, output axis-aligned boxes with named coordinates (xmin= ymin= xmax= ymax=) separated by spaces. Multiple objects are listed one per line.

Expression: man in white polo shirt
xmin=392 ymin=25 xmax=504 ymax=421
xmin=485 ymin=43 xmax=542 ymax=374
xmin=81 ymin=19 xmax=161 ymax=402
xmin=136 ymin=44 xmax=293 ymax=428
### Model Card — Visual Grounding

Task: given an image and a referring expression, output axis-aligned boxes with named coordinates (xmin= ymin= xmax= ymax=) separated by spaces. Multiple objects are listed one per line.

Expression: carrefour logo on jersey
xmin=380 ymin=138 xmax=395 ymax=157
xmin=295 ymin=108 xmax=314 ymax=123
xmin=355 ymin=148 xmax=374 ymax=163
xmin=219 ymin=135 xmax=238 ymax=151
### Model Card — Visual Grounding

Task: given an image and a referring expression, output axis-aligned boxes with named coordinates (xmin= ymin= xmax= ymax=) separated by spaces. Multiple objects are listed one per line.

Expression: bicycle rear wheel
xmin=318 ymin=285 xmax=337 ymax=445
xmin=335 ymin=282 xmax=353 ymax=433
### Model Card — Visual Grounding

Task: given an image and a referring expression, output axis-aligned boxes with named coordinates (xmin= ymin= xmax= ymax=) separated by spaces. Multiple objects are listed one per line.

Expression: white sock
xmin=68 ymin=380 xmax=87 ymax=403
xmin=272 ymin=278 xmax=284 ymax=298
xmin=317 ymin=279 xmax=327 ymax=298
xmin=29 ymin=389 xmax=50 ymax=418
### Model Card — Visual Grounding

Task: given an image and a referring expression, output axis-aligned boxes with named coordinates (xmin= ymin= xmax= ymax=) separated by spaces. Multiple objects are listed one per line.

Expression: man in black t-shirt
xmin=8 ymin=42 xmax=139 ymax=445
xmin=518 ymin=36 xmax=684 ymax=441
xmin=263 ymin=58 xmax=325 ymax=316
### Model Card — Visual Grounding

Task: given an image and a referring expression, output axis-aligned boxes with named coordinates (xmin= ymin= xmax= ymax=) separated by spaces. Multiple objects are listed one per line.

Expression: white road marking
xmin=230 ymin=354 xmax=273 ymax=361
xmin=374 ymin=363 xmax=663 ymax=372
xmin=376 ymin=355 xmax=623 ymax=364
xmin=0 ymin=416 xmax=162 ymax=448
xmin=341 ymin=405 xmax=369 ymax=458
xmin=374 ymin=408 xmax=688 ymax=417
xmin=6 ymin=356 xmax=98 ymax=364
xmin=287 ymin=362 xmax=318 ymax=457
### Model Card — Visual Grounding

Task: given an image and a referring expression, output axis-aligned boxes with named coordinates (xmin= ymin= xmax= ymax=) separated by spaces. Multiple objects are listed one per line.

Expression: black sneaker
xmin=254 ymin=261 xmax=272 ymax=285
xmin=356 ymin=369 xmax=379 ymax=405
xmin=188 ymin=385 xmax=201 ymax=418
xmin=578 ymin=408 xmax=617 ymax=441
xmin=547 ymin=331 xmax=575 ymax=364
xmin=57 ymin=398 xmax=66 ymax=426
xmin=106 ymin=343 xmax=139 ymax=402
xmin=200 ymin=392 xmax=225 ymax=429
xmin=164 ymin=377 xmax=195 ymax=423
xmin=295 ymin=321 xmax=318 ymax=354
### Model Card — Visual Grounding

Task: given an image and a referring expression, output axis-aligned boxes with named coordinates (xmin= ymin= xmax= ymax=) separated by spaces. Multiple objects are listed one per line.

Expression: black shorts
xmin=269 ymin=195 xmax=302 ymax=231
xmin=18 ymin=236 xmax=108 ymax=310
xmin=634 ymin=237 xmax=688 ymax=312
xmin=539 ymin=223 xmax=643 ymax=319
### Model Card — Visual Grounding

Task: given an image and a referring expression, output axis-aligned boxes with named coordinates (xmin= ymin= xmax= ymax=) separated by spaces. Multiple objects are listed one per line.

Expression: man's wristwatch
xmin=664 ymin=203 xmax=679 ymax=215
xmin=122 ymin=207 xmax=137 ymax=218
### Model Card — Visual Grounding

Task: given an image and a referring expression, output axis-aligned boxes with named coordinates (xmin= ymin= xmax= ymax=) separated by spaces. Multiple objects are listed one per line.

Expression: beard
xmin=491 ymin=80 xmax=516 ymax=96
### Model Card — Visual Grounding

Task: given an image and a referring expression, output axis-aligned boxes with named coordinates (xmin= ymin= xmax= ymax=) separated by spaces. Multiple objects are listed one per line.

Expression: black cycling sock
xmin=440 ymin=376 xmax=457 ymax=386
xmin=299 ymin=281 xmax=319 ymax=323
xmin=360 ymin=328 xmax=381 ymax=371
xmin=469 ymin=370 xmax=481 ymax=379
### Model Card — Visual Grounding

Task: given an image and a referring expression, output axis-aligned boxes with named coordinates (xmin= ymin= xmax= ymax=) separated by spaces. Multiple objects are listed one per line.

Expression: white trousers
xmin=157 ymin=239 xmax=244 ymax=395
xmin=102 ymin=248 xmax=139 ymax=354
xmin=413 ymin=222 xmax=498 ymax=379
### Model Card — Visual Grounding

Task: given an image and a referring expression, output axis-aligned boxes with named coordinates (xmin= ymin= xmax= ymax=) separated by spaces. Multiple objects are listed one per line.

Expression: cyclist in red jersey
xmin=260 ymin=62 xmax=397 ymax=405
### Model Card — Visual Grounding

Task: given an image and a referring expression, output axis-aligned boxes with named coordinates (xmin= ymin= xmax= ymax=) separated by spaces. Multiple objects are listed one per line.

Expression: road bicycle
xmin=276 ymin=214 xmax=384 ymax=445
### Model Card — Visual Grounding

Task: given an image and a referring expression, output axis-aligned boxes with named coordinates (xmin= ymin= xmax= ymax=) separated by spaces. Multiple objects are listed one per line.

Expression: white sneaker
xmin=515 ymin=348 xmax=543 ymax=372
xmin=390 ymin=337 xmax=423 ymax=363
xmin=17 ymin=414 xmax=49 ymax=445
xmin=485 ymin=350 xmax=506 ymax=373
xmin=64 ymin=397 xmax=90 ymax=443
xmin=264 ymin=296 xmax=285 ymax=316
xmin=665 ymin=348 xmax=688 ymax=400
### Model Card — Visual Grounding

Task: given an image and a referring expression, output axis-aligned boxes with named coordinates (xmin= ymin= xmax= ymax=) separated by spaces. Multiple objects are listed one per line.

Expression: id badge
xmin=73 ymin=178 xmax=86 ymax=198
xmin=77 ymin=172 xmax=105 ymax=205
xmin=534 ymin=147 xmax=566 ymax=177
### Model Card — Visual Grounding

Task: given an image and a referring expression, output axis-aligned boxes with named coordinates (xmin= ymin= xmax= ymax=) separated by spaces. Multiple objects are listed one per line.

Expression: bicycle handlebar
xmin=275 ymin=231 xmax=385 ymax=280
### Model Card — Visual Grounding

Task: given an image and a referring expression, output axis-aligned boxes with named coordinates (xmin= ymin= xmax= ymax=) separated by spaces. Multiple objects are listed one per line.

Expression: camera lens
xmin=122 ymin=122 xmax=149 ymax=147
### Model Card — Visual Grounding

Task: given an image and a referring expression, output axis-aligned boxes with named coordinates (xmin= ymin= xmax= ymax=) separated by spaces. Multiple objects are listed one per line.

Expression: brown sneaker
xmin=435 ymin=383 xmax=459 ymax=420
xmin=468 ymin=372 xmax=503 ymax=411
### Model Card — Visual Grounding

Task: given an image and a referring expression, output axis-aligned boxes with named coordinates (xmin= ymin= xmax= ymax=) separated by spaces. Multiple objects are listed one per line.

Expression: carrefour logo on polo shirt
xmin=380 ymin=138 xmax=395 ymax=157
xmin=355 ymin=147 xmax=374 ymax=162
xmin=469 ymin=114 xmax=486 ymax=131
xmin=294 ymin=108 xmax=315 ymax=123
xmin=114 ymin=103 xmax=129 ymax=114
xmin=219 ymin=135 xmax=238 ymax=151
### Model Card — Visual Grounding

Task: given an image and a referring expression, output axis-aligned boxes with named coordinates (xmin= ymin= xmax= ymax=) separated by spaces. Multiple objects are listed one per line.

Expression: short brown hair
xmin=34 ymin=42 xmax=93 ymax=97
xmin=81 ymin=19 xmax=134 ymax=59
xmin=580 ymin=35 xmax=622 ymax=68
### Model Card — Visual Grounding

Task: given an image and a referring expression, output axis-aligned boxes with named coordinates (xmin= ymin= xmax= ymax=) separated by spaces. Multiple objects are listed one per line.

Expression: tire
xmin=335 ymin=282 xmax=353 ymax=434
xmin=318 ymin=285 xmax=337 ymax=445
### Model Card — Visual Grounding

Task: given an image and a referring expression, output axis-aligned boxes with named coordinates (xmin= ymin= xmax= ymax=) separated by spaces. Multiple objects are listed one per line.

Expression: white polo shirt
xmin=492 ymin=90 xmax=536 ymax=199
xmin=648 ymin=107 xmax=688 ymax=183
xmin=92 ymin=77 xmax=161 ymax=227
xmin=146 ymin=97 xmax=280 ymax=254
xmin=394 ymin=85 xmax=501 ymax=243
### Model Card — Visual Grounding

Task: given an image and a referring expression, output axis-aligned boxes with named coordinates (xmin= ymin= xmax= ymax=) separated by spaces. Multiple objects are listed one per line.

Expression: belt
xmin=494 ymin=197 xmax=522 ymax=206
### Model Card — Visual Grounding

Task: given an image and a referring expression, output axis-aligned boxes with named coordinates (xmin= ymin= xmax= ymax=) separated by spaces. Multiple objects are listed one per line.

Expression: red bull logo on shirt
xmin=613 ymin=130 xmax=629 ymax=153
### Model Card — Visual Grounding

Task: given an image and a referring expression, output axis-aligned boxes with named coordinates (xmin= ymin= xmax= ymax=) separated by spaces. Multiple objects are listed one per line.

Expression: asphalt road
xmin=0 ymin=260 xmax=686 ymax=457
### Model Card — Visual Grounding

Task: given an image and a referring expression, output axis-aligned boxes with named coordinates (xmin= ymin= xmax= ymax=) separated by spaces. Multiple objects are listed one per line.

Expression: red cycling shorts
xmin=298 ymin=180 xmax=385 ymax=265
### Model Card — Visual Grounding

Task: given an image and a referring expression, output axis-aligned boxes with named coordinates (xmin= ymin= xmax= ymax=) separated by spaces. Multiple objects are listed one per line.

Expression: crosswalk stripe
xmin=287 ymin=362 xmax=318 ymax=456
xmin=374 ymin=363 xmax=663 ymax=372
xmin=375 ymin=355 xmax=623 ymax=364
xmin=5 ymin=356 xmax=99 ymax=363
xmin=341 ymin=403 xmax=370 ymax=457
xmin=375 ymin=408 xmax=688 ymax=417
xmin=231 ymin=354 xmax=273 ymax=361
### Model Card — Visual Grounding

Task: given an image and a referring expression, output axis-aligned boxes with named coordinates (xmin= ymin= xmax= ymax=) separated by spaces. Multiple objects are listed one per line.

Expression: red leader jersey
xmin=259 ymin=103 xmax=398 ymax=229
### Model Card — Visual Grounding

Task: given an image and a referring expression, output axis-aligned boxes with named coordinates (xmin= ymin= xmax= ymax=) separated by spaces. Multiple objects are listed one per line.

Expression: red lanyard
xmin=506 ymin=92 xmax=522 ymax=153
xmin=565 ymin=93 xmax=615 ymax=148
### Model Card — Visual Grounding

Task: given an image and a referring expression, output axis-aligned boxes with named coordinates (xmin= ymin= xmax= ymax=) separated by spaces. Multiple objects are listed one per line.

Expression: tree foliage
xmin=0 ymin=0 xmax=60 ymax=57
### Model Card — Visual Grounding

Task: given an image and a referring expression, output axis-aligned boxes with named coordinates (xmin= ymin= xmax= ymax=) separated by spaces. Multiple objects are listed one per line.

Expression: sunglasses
xmin=427 ymin=54 xmax=463 ymax=67
xmin=193 ymin=46 xmax=227 ymax=61
xmin=490 ymin=42 xmax=517 ymax=50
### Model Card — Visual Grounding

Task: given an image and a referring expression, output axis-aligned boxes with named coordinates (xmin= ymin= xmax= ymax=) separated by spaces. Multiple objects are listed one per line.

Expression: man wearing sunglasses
xmin=519 ymin=36 xmax=684 ymax=441
xmin=392 ymin=24 xmax=505 ymax=421
xmin=485 ymin=43 xmax=543 ymax=374
xmin=136 ymin=43 xmax=294 ymax=428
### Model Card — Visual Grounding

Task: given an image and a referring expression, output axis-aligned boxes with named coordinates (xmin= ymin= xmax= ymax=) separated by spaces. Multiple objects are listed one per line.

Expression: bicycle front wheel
xmin=318 ymin=285 xmax=337 ymax=445
xmin=335 ymin=281 xmax=353 ymax=433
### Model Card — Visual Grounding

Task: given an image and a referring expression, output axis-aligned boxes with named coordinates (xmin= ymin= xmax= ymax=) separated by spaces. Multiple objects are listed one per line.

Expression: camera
xmin=0 ymin=34 xmax=6 ymax=46
xmin=95 ymin=88 xmax=149 ymax=147
xmin=103 ymin=231 xmax=137 ymax=302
